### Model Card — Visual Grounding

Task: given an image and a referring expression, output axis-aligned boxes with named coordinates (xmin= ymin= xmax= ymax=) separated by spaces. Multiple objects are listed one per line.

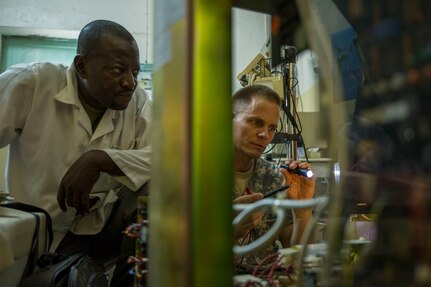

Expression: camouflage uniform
xmin=233 ymin=158 xmax=293 ymax=274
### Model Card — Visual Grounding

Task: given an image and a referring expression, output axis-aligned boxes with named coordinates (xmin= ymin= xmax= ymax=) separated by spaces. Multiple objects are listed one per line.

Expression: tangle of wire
xmin=235 ymin=225 xmax=258 ymax=270
xmin=234 ymin=201 xmax=297 ymax=286
xmin=124 ymin=219 xmax=149 ymax=287
xmin=236 ymin=251 xmax=297 ymax=287
xmin=233 ymin=194 xmax=330 ymax=286
xmin=272 ymin=59 xmax=310 ymax=164
xmin=254 ymin=252 xmax=296 ymax=285
xmin=235 ymin=245 xmax=297 ymax=286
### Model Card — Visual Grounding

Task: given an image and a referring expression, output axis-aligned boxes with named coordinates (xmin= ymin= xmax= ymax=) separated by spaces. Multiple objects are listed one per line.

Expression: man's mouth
xmin=116 ymin=93 xmax=133 ymax=102
xmin=251 ymin=143 xmax=265 ymax=150
xmin=118 ymin=92 xmax=133 ymax=98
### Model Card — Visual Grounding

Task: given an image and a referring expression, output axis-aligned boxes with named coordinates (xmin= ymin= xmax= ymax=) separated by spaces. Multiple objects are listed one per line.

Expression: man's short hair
xmin=232 ymin=85 xmax=281 ymax=113
xmin=77 ymin=19 xmax=136 ymax=56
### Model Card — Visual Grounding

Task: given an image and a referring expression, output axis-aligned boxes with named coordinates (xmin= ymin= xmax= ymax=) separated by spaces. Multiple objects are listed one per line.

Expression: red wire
xmin=267 ymin=256 xmax=283 ymax=285
xmin=252 ymin=252 xmax=278 ymax=276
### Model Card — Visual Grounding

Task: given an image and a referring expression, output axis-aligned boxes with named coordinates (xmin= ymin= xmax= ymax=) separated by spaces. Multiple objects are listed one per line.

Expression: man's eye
xmin=112 ymin=67 xmax=124 ymax=74
xmin=252 ymin=120 xmax=262 ymax=127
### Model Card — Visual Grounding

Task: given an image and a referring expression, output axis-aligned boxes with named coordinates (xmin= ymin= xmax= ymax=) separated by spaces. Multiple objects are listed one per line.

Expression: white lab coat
xmin=0 ymin=62 xmax=151 ymax=240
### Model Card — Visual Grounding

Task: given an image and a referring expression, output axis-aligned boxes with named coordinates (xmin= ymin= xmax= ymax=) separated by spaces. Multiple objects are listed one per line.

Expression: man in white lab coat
xmin=0 ymin=19 xmax=151 ymax=286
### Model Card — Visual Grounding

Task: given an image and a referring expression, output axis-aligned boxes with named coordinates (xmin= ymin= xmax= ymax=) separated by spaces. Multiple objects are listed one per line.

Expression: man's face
xmin=75 ymin=33 xmax=140 ymax=110
xmin=233 ymin=97 xmax=280 ymax=159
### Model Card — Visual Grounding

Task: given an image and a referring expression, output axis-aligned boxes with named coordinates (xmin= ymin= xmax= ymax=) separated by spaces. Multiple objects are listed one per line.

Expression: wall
xmin=0 ymin=3 xmax=266 ymax=70
xmin=232 ymin=7 xmax=270 ymax=92
xmin=0 ymin=0 xmax=154 ymax=63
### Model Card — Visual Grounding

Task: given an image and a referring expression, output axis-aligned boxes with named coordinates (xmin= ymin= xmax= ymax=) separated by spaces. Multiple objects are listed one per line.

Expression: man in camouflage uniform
xmin=232 ymin=85 xmax=315 ymax=274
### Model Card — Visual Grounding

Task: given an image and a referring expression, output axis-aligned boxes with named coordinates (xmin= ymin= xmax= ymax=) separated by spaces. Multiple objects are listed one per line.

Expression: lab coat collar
xmin=54 ymin=64 xmax=119 ymax=139
xmin=92 ymin=111 xmax=116 ymax=141
xmin=54 ymin=64 xmax=81 ymax=107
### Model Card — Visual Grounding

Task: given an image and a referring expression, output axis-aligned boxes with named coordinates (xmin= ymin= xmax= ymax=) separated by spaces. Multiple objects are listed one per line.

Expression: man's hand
xmin=279 ymin=160 xmax=316 ymax=246
xmin=233 ymin=193 xmax=264 ymax=240
xmin=280 ymin=160 xmax=315 ymax=200
xmin=57 ymin=150 xmax=106 ymax=214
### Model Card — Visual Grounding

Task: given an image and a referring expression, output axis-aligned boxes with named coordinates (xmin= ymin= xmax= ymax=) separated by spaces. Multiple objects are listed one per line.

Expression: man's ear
xmin=74 ymin=55 xmax=86 ymax=78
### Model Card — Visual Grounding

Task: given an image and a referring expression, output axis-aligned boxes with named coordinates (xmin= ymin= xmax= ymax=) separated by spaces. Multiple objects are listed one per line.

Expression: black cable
xmin=287 ymin=77 xmax=308 ymax=159
xmin=264 ymin=54 xmax=309 ymax=162
xmin=280 ymin=65 xmax=309 ymax=162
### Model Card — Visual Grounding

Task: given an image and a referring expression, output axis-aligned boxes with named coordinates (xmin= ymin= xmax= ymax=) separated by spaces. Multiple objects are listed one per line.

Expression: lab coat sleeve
xmin=103 ymin=92 xmax=152 ymax=191
xmin=0 ymin=64 xmax=35 ymax=148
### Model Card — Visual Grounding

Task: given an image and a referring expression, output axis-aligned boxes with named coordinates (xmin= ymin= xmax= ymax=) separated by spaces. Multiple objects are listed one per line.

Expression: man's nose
xmin=257 ymin=128 xmax=270 ymax=139
xmin=121 ymin=71 xmax=137 ymax=89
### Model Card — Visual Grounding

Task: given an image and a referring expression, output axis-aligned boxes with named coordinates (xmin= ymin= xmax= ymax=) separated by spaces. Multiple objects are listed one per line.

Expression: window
xmin=1 ymin=35 xmax=77 ymax=72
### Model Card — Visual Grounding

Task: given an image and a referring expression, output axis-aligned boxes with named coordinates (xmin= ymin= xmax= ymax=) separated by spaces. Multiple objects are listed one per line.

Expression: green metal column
xmin=192 ymin=0 xmax=233 ymax=286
